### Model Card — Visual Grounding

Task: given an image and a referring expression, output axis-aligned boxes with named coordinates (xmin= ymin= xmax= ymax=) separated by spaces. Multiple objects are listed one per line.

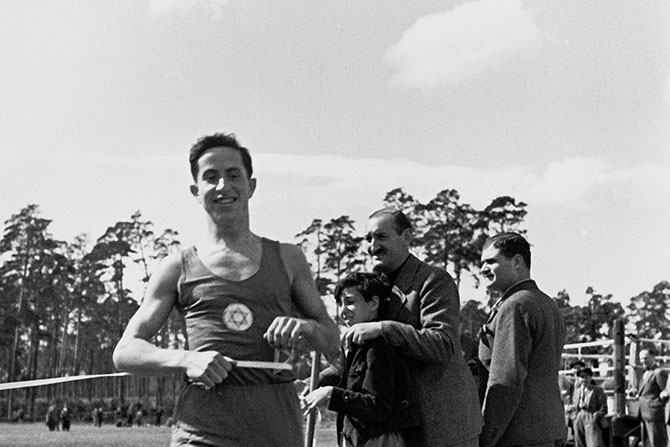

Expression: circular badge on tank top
xmin=222 ymin=303 xmax=253 ymax=331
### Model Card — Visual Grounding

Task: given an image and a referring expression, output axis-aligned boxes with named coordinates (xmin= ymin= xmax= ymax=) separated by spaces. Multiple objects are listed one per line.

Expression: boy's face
xmin=337 ymin=287 xmax=378 ymax=327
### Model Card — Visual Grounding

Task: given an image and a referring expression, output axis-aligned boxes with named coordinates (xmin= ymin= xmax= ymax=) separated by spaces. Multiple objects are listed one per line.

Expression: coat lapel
xmin=583 ymin=387 xmax=594 ymax=407
xmin=393 ymin=254 xmax=419 ymax=295
xmin=384 ymin=254 xmax=419 ymax=323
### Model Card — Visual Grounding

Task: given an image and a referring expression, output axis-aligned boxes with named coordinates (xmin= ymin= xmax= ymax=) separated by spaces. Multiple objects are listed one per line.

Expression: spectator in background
xmin=135 ymin=403 xmax=144 ymax=427
xmin=634 ymin=348 xmax=668 ymax=447
xmin=46 ymin=404 xmax=59 ymax=431
xmin=114 ymin=405 xmax=123 ymax=427
xmin=60 ymin=404 xmax=71 ymax=431
xmin=564 ymin=360 xmax=587 ymax=442
xmin=92 ymin=406 xmax=103 ymax=427
xmin=125 ymin=405 xmax=134 ymax=427
xmin=154 ymin=406 xmax=164 ymax=426
xmin=570 ymin=368 xmax=607 ymax=447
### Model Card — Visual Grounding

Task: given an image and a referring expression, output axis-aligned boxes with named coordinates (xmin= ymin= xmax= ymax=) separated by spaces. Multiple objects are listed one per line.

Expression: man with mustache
xmin=343 ymin=208 xmax=482 ymax=447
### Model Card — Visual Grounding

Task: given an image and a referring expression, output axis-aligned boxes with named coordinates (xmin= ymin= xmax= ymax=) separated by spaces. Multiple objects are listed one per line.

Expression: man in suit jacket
xmin=569 ymin=367 xmax=608 ymax=447
xmin=636 ymin=348 xmax=668 ymax=447
xmin=559 ymin=360 xmax=586 ymax=441
xmin=344 ymin=208 xmax=483 ymax=447
xmin=478 ymin=232 xmax=567 ymax=447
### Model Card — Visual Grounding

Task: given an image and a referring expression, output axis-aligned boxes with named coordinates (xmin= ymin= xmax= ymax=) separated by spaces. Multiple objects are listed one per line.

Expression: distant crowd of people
xmin=45 ymin=404 xmax=70 ymax=431
xmin=562 ymin=348 xmax=670 ymax=447
xmin=34 ymin=401 xmax=166 ymax=431
xmin=112 ymin=403 xmax=165 ymax=427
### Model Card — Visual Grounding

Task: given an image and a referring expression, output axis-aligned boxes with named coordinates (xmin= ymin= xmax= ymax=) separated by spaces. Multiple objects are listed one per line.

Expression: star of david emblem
xmin=222 ymin=303 xmax=253 ymax=331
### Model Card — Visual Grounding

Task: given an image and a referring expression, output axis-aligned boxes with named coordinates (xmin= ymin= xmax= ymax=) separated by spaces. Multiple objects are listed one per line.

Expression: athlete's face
xmin=190 ymin=147 xmax=256 ymax=220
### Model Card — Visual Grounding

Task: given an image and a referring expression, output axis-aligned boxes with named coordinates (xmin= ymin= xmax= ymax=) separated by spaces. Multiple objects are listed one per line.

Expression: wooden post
xmin=304 ymin=351 xmax=321 ymax=447
xmin=613 ymin=319 xmax=626 ymax=416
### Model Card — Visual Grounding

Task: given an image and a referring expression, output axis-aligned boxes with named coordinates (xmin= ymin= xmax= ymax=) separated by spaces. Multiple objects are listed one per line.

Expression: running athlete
xmin=113 ymin=132 xmax=339 ymax=446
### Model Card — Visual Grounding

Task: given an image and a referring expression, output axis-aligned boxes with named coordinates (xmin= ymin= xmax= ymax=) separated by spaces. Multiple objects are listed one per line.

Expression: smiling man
xmin=344 ymin=208 xmax=482 ymax=447
xmin=113 ymin=132 xmax=339 ymax=447
xmin=478 ymin=232 xmax=567 ymax=447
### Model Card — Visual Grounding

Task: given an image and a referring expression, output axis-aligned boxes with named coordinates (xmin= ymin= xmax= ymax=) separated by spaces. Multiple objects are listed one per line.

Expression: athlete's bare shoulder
xmin=149 ymin=250 xmax=183 ymax=291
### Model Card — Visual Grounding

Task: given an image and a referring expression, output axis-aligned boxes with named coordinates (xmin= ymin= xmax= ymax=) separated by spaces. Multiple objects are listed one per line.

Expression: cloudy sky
xmin=1 ymin=0 xmax=668 ymax=306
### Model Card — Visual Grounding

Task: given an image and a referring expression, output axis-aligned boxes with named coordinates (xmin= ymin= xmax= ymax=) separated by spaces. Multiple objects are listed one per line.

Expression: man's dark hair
xmin=483 ymin=232 xmax=531 ymax=269
xmin=368 ymin=208 xmax=413 ymax=234
xmin=642 ymin=347 xmax=658 ymax=356
xmin=570 ymin=360 xmax=586 ymax=369
xmin=188 ymin=132 xmax=253 ymax=180
xmin=577 ymin=367 xmax=594 ymax=378
xmin=334 ymin=272 xmax=392 ymax=319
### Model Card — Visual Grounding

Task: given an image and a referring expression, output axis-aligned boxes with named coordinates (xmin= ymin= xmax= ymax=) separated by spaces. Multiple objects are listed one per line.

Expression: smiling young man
xmin=478 ymin=232 xmax=567 ymax=447
xmin=113 ymin=132 xmax=339 ymax=447
xmin=343 ymin=208 xmax=482 ymax=447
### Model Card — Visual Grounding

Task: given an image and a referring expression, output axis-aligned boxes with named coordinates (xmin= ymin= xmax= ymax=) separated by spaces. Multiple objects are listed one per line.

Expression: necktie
xmin=578 ymin=386 xmax=584 ymax=409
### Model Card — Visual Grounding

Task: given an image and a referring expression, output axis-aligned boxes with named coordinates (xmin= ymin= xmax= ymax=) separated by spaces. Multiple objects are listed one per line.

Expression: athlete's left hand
xmin=264 ymin=316 xmax=314 ymax=351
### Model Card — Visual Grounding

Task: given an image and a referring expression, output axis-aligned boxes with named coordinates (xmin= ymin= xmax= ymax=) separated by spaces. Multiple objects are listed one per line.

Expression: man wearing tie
xmin=478 ymin=232 xmax=567 ymax=447
xmin=570 ymin=367 xmax=607 ymax=447
xmin=636 ymin=348 xmax=668 ymax=447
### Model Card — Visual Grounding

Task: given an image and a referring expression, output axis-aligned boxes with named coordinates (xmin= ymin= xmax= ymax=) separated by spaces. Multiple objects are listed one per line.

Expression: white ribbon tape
xmin=0 ymin=360 xmax=292 ymax=391
xmin=0 ymin=372 xmax=130 ymax=391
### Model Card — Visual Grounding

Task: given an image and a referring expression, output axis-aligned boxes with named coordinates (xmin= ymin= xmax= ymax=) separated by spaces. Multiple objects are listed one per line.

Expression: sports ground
xmin=0 ymin=421 xmax=338 ymax=446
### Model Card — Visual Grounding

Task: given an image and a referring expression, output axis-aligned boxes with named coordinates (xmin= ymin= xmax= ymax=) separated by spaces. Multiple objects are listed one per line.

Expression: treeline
xmin=0 ymin=205 xmax=184 ymax=421
xmin=1 ymin=188 xmax=668 ymax=421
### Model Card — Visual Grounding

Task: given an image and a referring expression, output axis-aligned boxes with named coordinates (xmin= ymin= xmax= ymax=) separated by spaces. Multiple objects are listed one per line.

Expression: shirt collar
xmin=385 ymin=254 xmax=411 ymax=286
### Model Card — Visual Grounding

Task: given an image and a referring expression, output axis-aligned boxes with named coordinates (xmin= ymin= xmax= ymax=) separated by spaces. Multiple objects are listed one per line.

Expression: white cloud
xmin=253 ymin=152 xmax=668 ymax=210
xmin=385 ymin=0 xmax=541 ymax=88
xmin=0 ymin=150 xmax=183 ymax=169
xmin=527 ymin=158 xmax=670 ymax=205
xmin=665 ymin=6 xmax=670 ymax=103
xmin=4 ymin=150 xmax=665 ymax=213
xmin=528 ymin=157 xmax=610 ymax=203
xmin=147 ymin=0 xmax=231 ymax=17
xmin=254 ymin=152 xmax=528 ymax=207
xmin=3 ymin=149 xmax=666 ymax=247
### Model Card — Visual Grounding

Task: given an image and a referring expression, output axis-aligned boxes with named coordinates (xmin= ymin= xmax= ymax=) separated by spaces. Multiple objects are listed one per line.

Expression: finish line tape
xmin=0 ymin=373 xmax=131 ymax=391
xmin=0 ymin=360 xmax=292 ymax=391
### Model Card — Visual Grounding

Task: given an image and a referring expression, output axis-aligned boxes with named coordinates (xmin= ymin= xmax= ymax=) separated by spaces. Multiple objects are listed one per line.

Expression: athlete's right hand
xmin=184 ymin=351 xmax=234 ymax=388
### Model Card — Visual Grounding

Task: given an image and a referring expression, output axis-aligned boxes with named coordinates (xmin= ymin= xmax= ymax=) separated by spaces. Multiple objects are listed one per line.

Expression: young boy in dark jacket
xmin=302 ymin=272 xmax=419 ymax=447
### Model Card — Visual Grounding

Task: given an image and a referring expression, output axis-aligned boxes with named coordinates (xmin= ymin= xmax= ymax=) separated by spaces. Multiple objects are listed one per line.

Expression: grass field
xmin=0 ymin=421 xmax=338 ymax=446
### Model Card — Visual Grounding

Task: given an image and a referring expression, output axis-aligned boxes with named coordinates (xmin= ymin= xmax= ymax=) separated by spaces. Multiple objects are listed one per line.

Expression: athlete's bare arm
xmin=112 ymin=252 xmax=233 ymax=388
xmin=264 ymin=243 xmax=339 ymax=358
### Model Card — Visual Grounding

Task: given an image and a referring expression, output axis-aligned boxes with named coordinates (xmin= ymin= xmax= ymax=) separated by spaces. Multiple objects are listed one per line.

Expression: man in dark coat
xmin=635 ymin=348 xmax=668 ymax=447
xmin=478 ymin=232 xmax=567 ymax=447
